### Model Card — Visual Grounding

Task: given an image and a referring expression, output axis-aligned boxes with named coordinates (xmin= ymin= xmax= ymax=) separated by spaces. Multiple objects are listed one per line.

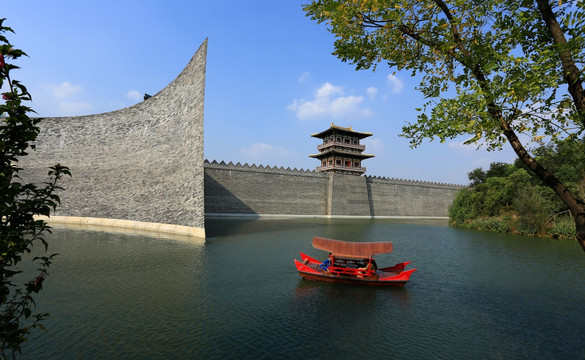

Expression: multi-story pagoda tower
xmin=309 ymin=123 xmax=374 ymax=176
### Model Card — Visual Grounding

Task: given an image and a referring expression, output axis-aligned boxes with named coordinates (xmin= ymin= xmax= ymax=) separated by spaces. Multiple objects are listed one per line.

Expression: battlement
xmin=204 ymin=159 xmax=464 ymax=218
xmin=204 ymin=159 xmax=465 ymax=188
xmin=13 ymin=38 xmax=463 ymax=237
xmin=204 ymin=159 xmax=321 ymax=176
xmin=365 ymin=175 xmax=466 ymax=188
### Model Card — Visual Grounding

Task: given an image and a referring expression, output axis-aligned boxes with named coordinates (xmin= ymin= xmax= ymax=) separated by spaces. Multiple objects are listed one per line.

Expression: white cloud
xmin=58 ymin=101 xmax=93 ymax=115
xmin=298 ymin=71 xmax=311 ymax=83
xmin=288 ymin=98 xmax=326 ymax=119
xmin=241 ymin=143 xmax=272 ymax=156
xmin=363 ymin=138 xmax=383 ymax=150
xmin=240 ymin=143 xmax=292 ymax=157
xmin=315 ymin=82 xmax=343 ymax=98
xmin=387 ymin=74 xmax=404 ymax=94
xmin=126 ymin=90 xmax=142 ymax=101
xmin=34 ymin=81 xmax=94 ymax=116
xmin=471 ymin=157 xmax=495 ymax=169
xmin=43 ymin=82 xmax=83 ymax=100
xmin=448 ymin=139 xmax=499 ymax=151
xmin=366 ymin=87 xmax=378 ymax=99
xmin=448 ymin=141 xmax=473 ymax=152
xmin=287 ymin=82 xmax=373 ymax=120
xmin=448 ymin=141 xmax=516 ymax=172
xmin=330 ymin=95 xmax=372 ymax=117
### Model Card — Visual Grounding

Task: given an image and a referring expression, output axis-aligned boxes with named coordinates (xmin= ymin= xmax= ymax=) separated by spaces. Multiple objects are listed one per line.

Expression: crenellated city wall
xmin=204 ymin=160 xmax=465 ymax=218
xmin=15 ymin=38 xmax=465 ymax=239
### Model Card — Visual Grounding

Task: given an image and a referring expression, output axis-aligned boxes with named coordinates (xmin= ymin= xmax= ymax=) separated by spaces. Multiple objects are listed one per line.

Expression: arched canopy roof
xmin=312 ymin=236 xmax=393 ymax=258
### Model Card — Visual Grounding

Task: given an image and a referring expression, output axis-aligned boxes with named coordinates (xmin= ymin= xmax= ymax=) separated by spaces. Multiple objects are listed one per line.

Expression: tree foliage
xmin=303 ymin=0 xmax=585 ymax=251
xmin=0 ymin=19 xmax=70 ymax=358
xmin=449 ymin=141 xmax=584 ymax=237
xmin=304 ymin=0 xmax=584 ymax=144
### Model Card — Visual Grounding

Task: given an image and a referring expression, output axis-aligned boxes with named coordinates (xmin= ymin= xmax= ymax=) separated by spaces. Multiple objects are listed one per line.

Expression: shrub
xmin=1 ymin=19 xmax=70 ymax=358
xmin=468 ymin=217 xmax=513 ymax=233
xmin=513 ymin=189 xmax=551 ymax=236
xmin=551 ymin=216 xmax=576 ymax=240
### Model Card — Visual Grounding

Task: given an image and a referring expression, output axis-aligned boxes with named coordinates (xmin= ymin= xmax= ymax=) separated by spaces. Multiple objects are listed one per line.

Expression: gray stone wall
xmin=365 ymin=176 xmax=462 ymax=217
xmin=204 ymin=161 xmax=329 ymax=216
xmin=20 ymin=40 xmax=208 ymax=233
xmin=204 ymin=160 xmax=465 ymax=218
xmin=14 ymin=36 xmax=462 ymax=236
xmin=329 ymin=174 xmax=371 ymax=216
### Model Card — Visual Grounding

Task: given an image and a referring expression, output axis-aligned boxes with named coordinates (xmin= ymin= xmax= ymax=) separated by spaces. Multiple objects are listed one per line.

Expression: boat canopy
xmin=312 ymin=236 xmax=393 ymax=258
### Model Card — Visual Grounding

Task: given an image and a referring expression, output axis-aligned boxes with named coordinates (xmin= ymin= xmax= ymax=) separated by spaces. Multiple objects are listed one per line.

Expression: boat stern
xmin=294 ymin=258 xmax=321 ymax=274
xmin=378 ymin=268 xmax=418 ymax=282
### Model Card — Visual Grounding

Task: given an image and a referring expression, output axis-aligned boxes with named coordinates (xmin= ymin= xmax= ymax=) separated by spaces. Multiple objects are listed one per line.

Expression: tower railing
xmin=317 ymin=142 xmax=366 ymax=152
xmin=316 ymin=164 xmax=367 ymax=173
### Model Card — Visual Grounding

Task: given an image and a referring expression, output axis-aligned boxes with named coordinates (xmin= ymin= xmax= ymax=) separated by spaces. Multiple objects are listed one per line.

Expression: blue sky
xmin=3 ymin=1 xmax=517 ymax=185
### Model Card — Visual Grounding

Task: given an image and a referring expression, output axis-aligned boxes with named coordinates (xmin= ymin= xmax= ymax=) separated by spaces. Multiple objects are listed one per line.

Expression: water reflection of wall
xmin=20 ymin=41 xmax=208 ymax=238
xmin=204 ymin=160 xmax=464 ymax=218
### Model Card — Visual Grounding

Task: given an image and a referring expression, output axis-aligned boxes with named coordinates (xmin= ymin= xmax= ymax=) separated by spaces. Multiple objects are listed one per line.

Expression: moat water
xmin=22 ymin=218 xmax=585 ymax=359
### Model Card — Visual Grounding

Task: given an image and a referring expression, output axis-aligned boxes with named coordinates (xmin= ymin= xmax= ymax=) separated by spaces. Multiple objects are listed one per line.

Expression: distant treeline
xmin=449 ymin=140 xmax=585 ymax=240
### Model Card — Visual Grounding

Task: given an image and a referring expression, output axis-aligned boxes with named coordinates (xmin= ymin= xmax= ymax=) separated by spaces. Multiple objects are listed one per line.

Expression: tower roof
xmin=311 ymin=123 xmax=373 ymax=139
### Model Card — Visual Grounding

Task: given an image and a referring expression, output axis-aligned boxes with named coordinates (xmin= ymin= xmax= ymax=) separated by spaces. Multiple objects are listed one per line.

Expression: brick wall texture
xmin=204 ymin=161 xmax=465 ymax=218
xmin=17 ymin=38 xmax=464 ymax=236
xmin=20 ymin=41 xmax=207 ymax=231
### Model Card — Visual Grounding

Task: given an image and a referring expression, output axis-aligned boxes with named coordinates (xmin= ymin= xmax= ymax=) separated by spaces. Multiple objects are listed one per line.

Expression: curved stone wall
xmin=21 ymin=40 xmax=207 ymax=238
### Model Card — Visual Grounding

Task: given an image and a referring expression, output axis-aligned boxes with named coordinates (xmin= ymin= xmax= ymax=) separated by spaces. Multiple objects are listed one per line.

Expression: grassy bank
xmin=452 ymin=213 xmax=577 ymax=240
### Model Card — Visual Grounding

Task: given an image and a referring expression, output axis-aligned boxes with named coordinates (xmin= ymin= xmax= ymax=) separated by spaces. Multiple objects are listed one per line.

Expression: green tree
xmin=532 ymin=139 xmax=585 ymax=184
xmin=467 ymin=162 xmax=515 ymax=186
xmin=450 ymin=157 xmax=576 ymax=235
xmin=467 ymin=167 xmax=486 ymax=187
xmin=514 ymin=188 xmax=553 ymax=235
xmin=1 ymin=19 xmax=70 ymax=358
xmin=485 ymin=162 xmax=515 ymax=179
xmin=303 ymin=0 xmax=585 ymax=251
xmin=448 ymin=187 xmax=473 ymax=224
xmin=516 ymin=139 xmax=585 ymax=212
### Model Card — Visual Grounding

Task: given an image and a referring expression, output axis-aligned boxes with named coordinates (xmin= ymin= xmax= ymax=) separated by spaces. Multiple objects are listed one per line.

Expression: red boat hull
xmin=294 ymin=254 xmax=417 ymax=287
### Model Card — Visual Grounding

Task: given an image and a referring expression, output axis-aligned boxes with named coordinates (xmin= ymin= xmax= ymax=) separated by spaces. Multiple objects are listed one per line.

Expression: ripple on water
xmin=20 ymin=220 xmax=585 ymax=360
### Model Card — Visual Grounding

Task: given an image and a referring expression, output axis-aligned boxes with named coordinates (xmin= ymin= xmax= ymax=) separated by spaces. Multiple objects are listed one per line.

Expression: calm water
xmin=22 ymin=218 xmax=585 ymax=359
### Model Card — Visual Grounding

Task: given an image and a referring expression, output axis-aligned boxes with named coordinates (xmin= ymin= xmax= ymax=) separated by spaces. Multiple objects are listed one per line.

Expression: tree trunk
xmin=400 ymin=0 xmax=585 ymax=251
xmin=535 ymin=0 xmax=585 ymax=126
xmin=533 ymin=0 xmax=585 ymax=250
xmin=469 ymin=50 xmax=585 ymax=251
xmin=501 ymin=124 xmax=585 ymax=251
xmin=577 ymin=212 xmax=585 ymax=251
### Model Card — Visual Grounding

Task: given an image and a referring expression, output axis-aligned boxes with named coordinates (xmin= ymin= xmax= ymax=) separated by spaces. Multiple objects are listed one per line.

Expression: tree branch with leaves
xmin=1 ymin=18 xmax=71 ymax=358
xmin=304 ymin=0 xmax=585 ymax=251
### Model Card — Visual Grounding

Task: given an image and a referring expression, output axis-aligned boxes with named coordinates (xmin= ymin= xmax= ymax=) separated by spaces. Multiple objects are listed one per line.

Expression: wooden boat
xmin=294 ymin=236 xmax=417 ymax=286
